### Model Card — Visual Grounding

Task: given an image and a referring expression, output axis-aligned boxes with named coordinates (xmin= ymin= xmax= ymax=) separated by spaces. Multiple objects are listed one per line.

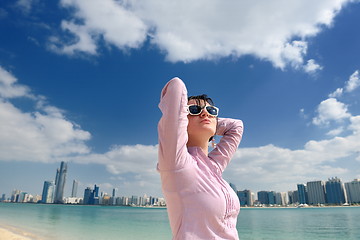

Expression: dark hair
xmin=188 ymin=94 xmax=216 ymax=142
xmin=188 ymin=94 xmax=215 ymax=106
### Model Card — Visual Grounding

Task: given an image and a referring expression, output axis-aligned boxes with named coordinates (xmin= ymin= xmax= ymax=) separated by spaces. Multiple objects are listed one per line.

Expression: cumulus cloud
xmin=224 ymin=114 xmax=360 ymax=192
xmin=0 ymin=67 xmax=32 ymax=98
xmin=0 ymin=66 xmax=91 ymax=162
xmin=61 ymin=144 xmax=160 ymax=195
xmin=329 ymin=70 xmax=360 ymax=97
xmin=15 ymin=0 xmax=36 ymax=15
xmin=304 ymin=59 xmax=323 ymax=73
xmin=312 ymin=98 xmax=351 ymax=126
xmin=345 ymin=70 xmax=360 ymax=92
xmin=47 ymin=0 xmax=353 ymax=70
xmin=49 ymin=0 xmax=147 ymax=55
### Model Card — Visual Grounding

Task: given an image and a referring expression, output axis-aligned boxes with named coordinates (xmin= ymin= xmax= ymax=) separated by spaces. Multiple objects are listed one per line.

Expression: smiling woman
xmin=157 ymin=77 xmax=244 ymax=239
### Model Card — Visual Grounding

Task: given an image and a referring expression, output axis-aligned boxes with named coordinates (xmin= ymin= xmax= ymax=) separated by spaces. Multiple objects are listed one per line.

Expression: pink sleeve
xmin=157 ymin=77 xmax=191 ymax=171
xmin=209 ymin=118 xmax=244 ymax=172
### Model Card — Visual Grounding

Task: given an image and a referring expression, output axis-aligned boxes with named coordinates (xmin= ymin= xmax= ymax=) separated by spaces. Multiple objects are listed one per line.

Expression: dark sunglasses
xmin=187 ymin=105 xmax=219 ymax=117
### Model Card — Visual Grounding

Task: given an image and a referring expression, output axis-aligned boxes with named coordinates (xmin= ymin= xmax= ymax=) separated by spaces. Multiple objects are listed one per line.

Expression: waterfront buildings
xmin=237 ymin=189 xmax=253 ymax=206
xmin=297 ymin=184 xmax=308 ymax=204
xmin=3 ymin=173 xmax=360 ymax=207
xmin=345 ymin=179 xmax=360 ymax=204
xmin=54 ymin=161 xmax=67 ymax=204
xmin=287 ymin=190 xmax=298 ymax=204
xmin=257 ymin=191 xmax=270 ymax=205
xmin=325 ymin=177 xmax=346 ymax=205
xmin=71 ymin=180 xmax=78 ymax=198
xmin=83 ymin=185 xmax=99 ymax=205
xmin=41 ymin=181 xmax=55 ymax=203
xmin=307 ymin=180 xmax=326 ymax=205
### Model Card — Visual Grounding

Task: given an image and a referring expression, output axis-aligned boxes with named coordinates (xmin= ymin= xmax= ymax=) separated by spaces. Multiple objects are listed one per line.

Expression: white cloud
xmin=49 ymin=0 xmax=352 ymax=70
xmin=329 ymin=87 xmax=343 ymax=98
xmin=0 ymin=67 xmax=32 ymax=98
xmin=329 ymin=70 xmax=360 ymax=98
xmin=49 ymin=0 xmax=147 ymax=55
xmin=65 ymin=110 xmax=360 ymax=195
xmin=326 ymin=127 xmax=344 ymax=136
xmin=15 ymin=0 xmax=36 ymax=15
xmin=345 ymin=70 xmax=360 ymax=93
xmin=0 ymin=66 xmax=91 ymax=163
xmin=349 ymin=115 xmax=360 ymax=134
xmin=304 ymin=59 xmax=323 ymax=73
xmin=312 ymin=98 xmax=351 ymax=126
xmin=62 ymin=144 xmax=160 ymax=196
xmin=223 ymin=118 xmax=360 ymax=192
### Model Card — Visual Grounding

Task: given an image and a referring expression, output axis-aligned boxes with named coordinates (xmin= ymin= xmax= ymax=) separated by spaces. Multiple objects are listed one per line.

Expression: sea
xmin=0 ymin=203 xmax=359 ymax=240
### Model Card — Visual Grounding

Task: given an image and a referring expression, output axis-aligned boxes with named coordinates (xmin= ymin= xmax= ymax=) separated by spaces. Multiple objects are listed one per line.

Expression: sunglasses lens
xmin=206 ymin=106 xmax=218 ymax=116
xmin=188 ymin=105 xmax=202 ymax=115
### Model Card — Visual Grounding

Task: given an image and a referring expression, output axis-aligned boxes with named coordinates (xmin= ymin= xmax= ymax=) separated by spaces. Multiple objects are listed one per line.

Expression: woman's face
xmin=187 ymin=99 xmax=217 ymax=140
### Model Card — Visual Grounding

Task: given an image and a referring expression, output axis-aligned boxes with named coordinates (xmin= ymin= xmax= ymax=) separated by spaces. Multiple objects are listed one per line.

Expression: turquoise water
xmin=1 ymin=203 xmax=359 ymax=240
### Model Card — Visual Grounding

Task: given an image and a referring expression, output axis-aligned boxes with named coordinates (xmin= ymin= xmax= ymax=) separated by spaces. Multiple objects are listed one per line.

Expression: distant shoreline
xmin=1 ymin=201 xmax=359 ymax=209
xmin=241 ymin=204 xmax=360 ymax=209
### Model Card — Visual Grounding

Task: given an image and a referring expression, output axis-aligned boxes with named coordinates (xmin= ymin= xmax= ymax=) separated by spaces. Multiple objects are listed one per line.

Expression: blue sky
xmin=1 ymin=0 xmax=360 ymax=199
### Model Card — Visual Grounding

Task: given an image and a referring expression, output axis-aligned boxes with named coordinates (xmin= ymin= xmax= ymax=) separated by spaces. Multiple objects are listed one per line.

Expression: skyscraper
xmin=307 ymin=180 xmax=326 ymax=205
xmin=297 ymin=184 xmax=308 ymax=204
xmin=237 ymin=189 xmax=253 ymax=206
xmin=112 ymin=188 xmax=117 ymax=205
xmin=345 ymin=179 xmax=360 ymax=204
xmin=71 ymin=180 xmax=78 ymax=198
xmin=325 ymin=177 xmax=346 ymax=205
xmin=257 ymin=191 xmax=270 ymax=205
xmin=83 ymin=187 xmax=92 ymax=205
xmin=41 ymin=181 xmax=55 ymax=203
xmin=54 ymin=161 xmax=67 ymax=204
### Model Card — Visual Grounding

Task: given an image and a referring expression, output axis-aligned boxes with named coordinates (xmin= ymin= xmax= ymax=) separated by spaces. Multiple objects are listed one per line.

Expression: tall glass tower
xmin=326 ymin=177 xmax=346 ymax=205
xmin=41 ymin=181 xmax=55 ymax=203
xmin=307 ymin=180 xmax=326 ymax=205
xmin=297 ymin=184 xmax=308 ymax=204
xmin=54 ymin=161 xmax=67 ymax=204
xmin=71 ymin=180 xmax=78 ymax=198
xmin=345 ymin=179 xmax=360 ymax=204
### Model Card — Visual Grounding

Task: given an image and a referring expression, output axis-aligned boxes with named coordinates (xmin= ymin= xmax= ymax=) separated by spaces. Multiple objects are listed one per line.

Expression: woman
xmin=158 ymin=77 xmax=244 ymax=239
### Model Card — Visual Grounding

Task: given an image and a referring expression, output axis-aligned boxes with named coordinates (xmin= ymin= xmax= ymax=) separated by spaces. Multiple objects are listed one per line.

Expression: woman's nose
xmin=200 ymin=108 xmax=209 ymax=117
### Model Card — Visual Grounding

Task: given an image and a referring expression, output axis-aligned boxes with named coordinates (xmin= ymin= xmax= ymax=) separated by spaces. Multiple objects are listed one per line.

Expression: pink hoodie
xmin=158 ymin=77 xmax=244 ymax=239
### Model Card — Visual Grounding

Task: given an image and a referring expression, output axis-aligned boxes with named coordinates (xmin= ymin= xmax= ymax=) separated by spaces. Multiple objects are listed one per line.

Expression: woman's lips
xmin=201 ymin=119 xmax=211 ymax=124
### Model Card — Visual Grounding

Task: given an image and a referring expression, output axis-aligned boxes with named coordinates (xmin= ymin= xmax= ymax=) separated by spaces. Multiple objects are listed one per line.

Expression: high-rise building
xmin=274 ymin=192 xmax=287 ymax=206
xmin=83 ymin=185 xmax=100 ymax=205
xmin=268 ymin=191 xmax=276 ymax=205
xmin=257 ymin=191 xmax=269 ymax=205
xmin=91 ymin=185 xmax=99 ymax=204
xmin=307 ymin=181 xmax=326 ymax=205
xmin=112 ymin=188 xmax=117 ymax=205
xmin=229 ymin=183 xmax=237 ymax=193
xmin=288 ymin=190 xmax=299 ymax=204
xmin=41 ymin=181 xmax=55 ymax=203
xmin=54 ymin=161 xmax=67 ymax=204
xmin=11 ymin=190 xmax=21 ymax=202
xmin=345 ymin=179 xmax=360 ymax=204
xmin=83 ymin=187 xmax=92 ymax=205
xmin=71 ymin=180 xmax=78 ymax=198
xmin=237 ymin=189 xmax=253 ymax=206
xmin=297 ymin=184 xmax=308 ymax=204
xmin=325 ymin=177 xmax=346 ymax=205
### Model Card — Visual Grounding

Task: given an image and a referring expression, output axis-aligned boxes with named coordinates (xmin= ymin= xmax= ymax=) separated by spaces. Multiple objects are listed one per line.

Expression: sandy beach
xmin=0 ymin=225 xmax=39 ymax=240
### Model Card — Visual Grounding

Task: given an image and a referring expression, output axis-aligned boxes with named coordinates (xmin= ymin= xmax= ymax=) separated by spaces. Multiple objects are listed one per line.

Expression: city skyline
xmin=1 ymin=1 xmax=360 ymax=197
xmin=3 ymin=161 xmax=359 ymax=206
